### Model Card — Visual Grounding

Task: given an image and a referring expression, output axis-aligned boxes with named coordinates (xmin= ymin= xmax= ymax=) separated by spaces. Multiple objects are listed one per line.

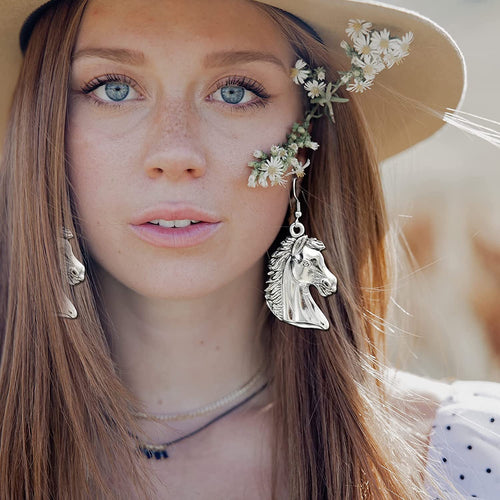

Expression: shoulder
xmin=426 ymin=380 xmax=500 ymax=499
xmin=387 ymin=371 xmax=500 ymax=498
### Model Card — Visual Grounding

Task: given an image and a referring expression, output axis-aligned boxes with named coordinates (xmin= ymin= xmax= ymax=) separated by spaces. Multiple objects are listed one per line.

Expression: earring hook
xmin=290 ymin=177 xmax=305 ymax=238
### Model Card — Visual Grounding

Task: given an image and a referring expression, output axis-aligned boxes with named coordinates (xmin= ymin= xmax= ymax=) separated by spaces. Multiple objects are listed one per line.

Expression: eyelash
xmin=80 ymin=73 xmax=139 ymax=107
xmin=210 ymin=75 xmax=271 ymax=111
xmin=80 ymin=73 xmax=271 ymax=110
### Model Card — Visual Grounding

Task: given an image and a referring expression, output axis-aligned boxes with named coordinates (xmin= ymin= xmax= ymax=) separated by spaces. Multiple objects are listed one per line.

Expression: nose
xmin=142 ymin=101 xmax=207 ymax=182
xmin=322 ymin=274 xmax=337 ymax=292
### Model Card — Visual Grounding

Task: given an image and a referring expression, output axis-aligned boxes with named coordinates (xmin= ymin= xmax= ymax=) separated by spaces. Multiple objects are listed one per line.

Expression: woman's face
xmin=67 ymin=0 xmax=303 ymax=299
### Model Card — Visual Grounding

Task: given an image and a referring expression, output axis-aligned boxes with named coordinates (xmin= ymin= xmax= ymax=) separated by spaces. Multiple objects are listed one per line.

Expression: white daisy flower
xmin=346 ymin=19 xmax=372 ymax=41
xmin=315 ymin=67 xmax=326 ymax=81
xmin=247 ymin=171 xmax=258 ymax=188
xmin=261 ymin=156 xmax=286 ymax=186
xmin=346 ymin=78 xmax=373 ymax=93
xmin=258 ymin=175 xmax=269 ymax=188
xmin=288 ymin=143 xmax=299 ymax=154
xmin=370 ymin=29 xmax=393 ymax=55
xmin=253 ymin=149 xmax=265 ymax=159
xmin=353 ymin=34 xmax=376 ymax=60
xmin=290 ymin=59 xmax=310 ymax=85
xmin=383 ymin=51 xmax=404 ymax=69
xmin=393 ymin=32 xmax=414 ymax=58
xmin=275 ymin=175 xmax=289 ymax=187
xmin=354 ymin=55 xmax=385 ymax=80
xmin=270 ymin=145 xmax=287 ymax=159
xmin=290 ymin=158 xmax=311 ymax=178
xmin=305 ymin=140 xmax=320 ymax=151
xmin=304 ymin=79 xmax=326 ymax=98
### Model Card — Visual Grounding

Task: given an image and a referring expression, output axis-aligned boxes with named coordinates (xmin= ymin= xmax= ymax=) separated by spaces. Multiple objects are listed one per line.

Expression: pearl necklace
xmin=134 ymin=366 xmax=266 ymax=422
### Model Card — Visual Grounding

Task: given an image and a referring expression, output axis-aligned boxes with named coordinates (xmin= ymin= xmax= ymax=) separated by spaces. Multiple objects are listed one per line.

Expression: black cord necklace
xmin=138 ymin=381 xmax=269 ymax=460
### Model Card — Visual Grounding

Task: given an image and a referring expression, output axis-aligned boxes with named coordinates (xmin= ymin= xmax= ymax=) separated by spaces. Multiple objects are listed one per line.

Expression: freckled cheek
xmin=244 ymin=187 xmax=291 ymax=243
xmin=67 ymin=114 xmax=141 ymax=187
xmin=66 ymin=131 xmax=133 ymax=236
xmin=66 ymin=103 xmax=147 ymax=170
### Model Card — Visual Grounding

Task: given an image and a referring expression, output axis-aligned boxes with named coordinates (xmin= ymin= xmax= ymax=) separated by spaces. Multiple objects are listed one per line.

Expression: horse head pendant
xmin=265 ymin=180 xmax=337 ymax=330
xmin=57 ymin=228 xmax=85 ymax=319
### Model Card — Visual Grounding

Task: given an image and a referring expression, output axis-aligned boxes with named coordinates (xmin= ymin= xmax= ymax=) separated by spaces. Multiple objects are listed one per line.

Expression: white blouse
xmin=426 ymin=380 xmax=500 ymax=499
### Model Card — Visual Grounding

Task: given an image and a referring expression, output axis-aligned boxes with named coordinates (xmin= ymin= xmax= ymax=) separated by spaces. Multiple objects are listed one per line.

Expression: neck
xmin=97 ymin=260 xmax=268 ymax=415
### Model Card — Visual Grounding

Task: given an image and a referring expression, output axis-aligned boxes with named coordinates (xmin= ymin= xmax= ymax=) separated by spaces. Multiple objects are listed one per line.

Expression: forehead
xmin=75 ymin=0 xmax=294 ymax=63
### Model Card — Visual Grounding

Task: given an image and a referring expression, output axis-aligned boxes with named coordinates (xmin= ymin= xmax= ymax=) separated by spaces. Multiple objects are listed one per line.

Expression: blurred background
xmin=381 ymin=0 xmax=500 ymax=381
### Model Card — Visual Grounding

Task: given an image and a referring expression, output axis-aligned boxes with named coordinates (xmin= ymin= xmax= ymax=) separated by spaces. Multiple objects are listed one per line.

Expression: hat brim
xmin=0 ymin=0 xmax=465 ymax=161
xmin=258 ymin=0 xmax=466 ymax=160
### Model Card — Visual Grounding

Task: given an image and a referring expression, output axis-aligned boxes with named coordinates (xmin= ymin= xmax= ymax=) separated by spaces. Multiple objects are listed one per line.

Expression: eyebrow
xmin=203 ymin=50 xmax=287 ymax=72
xmin=72 ymin=48 xmax=145 ymax=65
xmin=72 ymin=48 xmax=287 ymax=72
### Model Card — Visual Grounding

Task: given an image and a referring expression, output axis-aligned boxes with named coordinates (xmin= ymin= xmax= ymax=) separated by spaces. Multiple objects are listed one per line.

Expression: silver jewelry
xmin=265 ymin=178 xmax=337 ymax=330
xmin=134 ymin=366 xmax=266 ymax=422
xmin=58 ymin=228 xmax=85 ymax=319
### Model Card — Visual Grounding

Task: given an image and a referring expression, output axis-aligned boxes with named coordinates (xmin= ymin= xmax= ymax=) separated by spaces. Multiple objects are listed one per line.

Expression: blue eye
xmin=93 ymin=81 xmax=138 ymax=102
xmin=104 ymin=82 xmax=130 ymax=101
xmin=210 ymin=76 xmax=270 ymax=108
xmin=220 ymin=86 xmax=245 ymax=104
xmin=81 ymin=74 xmax=140 ymax=104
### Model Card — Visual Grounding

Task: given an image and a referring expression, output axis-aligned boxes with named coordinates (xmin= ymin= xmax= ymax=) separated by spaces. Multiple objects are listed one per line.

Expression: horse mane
xmin=264 ymin=235 xmax=308 ymax=319
xmin=265 ymin=236 xmax=295 ymax=320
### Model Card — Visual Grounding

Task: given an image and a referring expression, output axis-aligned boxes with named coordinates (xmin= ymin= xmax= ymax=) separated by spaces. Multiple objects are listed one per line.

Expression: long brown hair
xmin=256 ymin=5 xmax=431 ymax=499
xmin=0 ymin=1 xmax=431 ymax=498
xmin=0 ymin=1 xmax=145 ymax=497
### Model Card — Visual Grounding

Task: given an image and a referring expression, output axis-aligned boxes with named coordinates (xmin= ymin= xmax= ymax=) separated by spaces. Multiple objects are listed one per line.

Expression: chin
xmin=95 ymin=260 xmax=252 ymax=302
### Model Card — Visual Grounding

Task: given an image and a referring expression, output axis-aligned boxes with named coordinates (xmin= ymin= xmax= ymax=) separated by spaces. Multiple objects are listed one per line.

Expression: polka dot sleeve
xmin=426 ymin=381 xmax=500 ymax=499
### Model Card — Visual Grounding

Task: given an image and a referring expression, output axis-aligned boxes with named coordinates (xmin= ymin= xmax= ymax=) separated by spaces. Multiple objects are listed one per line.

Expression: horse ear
xmin=309 ymin=237 xmax=325 ymax=251
xmin=291 ymin=236 xmax=307 ymax=258
xmin=62 ymin=228 xmax=74 ymax=240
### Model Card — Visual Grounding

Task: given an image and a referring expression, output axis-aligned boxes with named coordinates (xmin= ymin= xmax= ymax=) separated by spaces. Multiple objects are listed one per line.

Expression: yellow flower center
xmin=361 ymin=46 xmax=371 ymax=55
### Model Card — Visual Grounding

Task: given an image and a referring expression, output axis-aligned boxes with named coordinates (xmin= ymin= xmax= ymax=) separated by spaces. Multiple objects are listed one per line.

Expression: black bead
xmin=460 ymin=474 xmax=465 ymax=480
xmin=486 ymin=468 xmax=491 ymax=474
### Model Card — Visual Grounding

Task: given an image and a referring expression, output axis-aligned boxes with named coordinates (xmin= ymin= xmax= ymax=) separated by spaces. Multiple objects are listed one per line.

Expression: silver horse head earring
xmin=265 ymin=178 xmax=337 ymax=330
xmin=254 ymin=22 xmax=414 ymax=329
xmin=57 ymin=228 xmax=85 ymax=319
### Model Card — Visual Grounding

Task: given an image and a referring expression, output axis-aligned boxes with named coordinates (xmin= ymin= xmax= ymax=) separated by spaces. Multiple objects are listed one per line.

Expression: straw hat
xmin=0 ymin=0 xmax=465 ymax=161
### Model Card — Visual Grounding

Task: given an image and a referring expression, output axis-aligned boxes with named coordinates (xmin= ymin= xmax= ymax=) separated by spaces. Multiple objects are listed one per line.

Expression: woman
xmin=0 ymin=0 xmax=498 ymax=498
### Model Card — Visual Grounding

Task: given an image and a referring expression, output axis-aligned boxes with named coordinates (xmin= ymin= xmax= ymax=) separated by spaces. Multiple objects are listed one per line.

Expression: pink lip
xmin=130 ymin=204 xmax=222 ymax=249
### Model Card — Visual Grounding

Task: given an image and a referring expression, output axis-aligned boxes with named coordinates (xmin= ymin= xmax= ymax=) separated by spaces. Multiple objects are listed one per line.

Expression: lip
xmin=131 ymin=204 xmax=221 ymax=226
xmin=130 ymin=204 xmax=222 ymax=249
